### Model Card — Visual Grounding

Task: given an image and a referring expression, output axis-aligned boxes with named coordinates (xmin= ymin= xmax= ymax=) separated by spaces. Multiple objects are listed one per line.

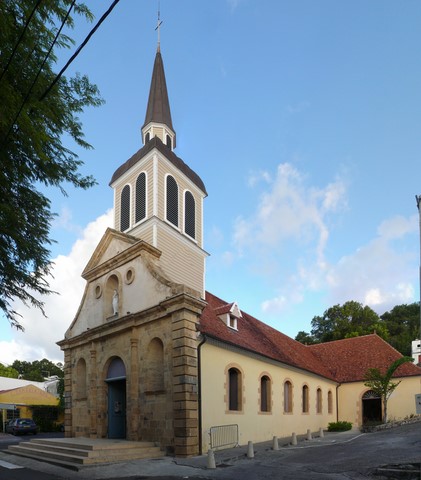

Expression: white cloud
xmin=230 ymin=162 xmax=418 ymax=321
xmin=227 ymin=0 xmax=242 ymax=12
xmin=233 ymin=163 xmax=347 ymax=268
xmin=1 ymin=210 xmax=113 ymax=366
xmin=325 ymin=226 xmax=417 ymax=314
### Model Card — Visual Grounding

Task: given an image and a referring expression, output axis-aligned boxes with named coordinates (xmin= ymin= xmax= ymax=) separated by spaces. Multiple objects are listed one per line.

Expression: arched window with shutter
xmin=284 ymin=380 xmax=293 ymax=413
xmin=184 ymin=191 xmax=195 ymax=239
xmin=260 ymin=375 xmax=271 ymax=413
xmin=120 ymin=185 xmax=130 ymax=231
xmin=302 ymin=384 xmax=309 ymax=413
xmin=135 ymin=172 xmax=146 ymax=223
xmin=166 ymin=175 xmax=178 ymax=227
xmin=228 ymin=367 xmax=242 ymax=411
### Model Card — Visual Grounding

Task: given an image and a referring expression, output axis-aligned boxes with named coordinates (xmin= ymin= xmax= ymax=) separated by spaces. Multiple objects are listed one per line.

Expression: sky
xmin=2 ymin=0 xmax=421 ymax=365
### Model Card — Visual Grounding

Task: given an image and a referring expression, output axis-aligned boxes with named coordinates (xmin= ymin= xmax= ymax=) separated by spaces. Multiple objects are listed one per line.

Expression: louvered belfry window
xmin=135 ymin=172 xmax=146 ymax=223
xmin=120 ymin=185 xmax=130 ymax=231
xmin=166 ymin=175 xmax=178 ymax=227
xmin=184 ymin=191 xmax=195 ymax=239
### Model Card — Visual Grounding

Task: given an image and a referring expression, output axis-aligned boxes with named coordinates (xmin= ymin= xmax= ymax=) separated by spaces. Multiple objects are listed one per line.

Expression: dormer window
xmin=216 ymin=302 xmax=242 ymax=331
xmin=228 ymin=315 xmax=237 ymax=330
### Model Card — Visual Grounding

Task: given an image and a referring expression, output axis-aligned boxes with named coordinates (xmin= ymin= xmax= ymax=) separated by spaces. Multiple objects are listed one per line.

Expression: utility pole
xmin=416 ymin=196 xmax=421 ymax=345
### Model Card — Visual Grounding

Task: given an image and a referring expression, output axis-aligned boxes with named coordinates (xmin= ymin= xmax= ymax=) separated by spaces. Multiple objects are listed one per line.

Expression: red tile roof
xmin=309 ymin=335 xmax=421 ymax=382
xmin=199 ymin=292 xmax=421 ymax=383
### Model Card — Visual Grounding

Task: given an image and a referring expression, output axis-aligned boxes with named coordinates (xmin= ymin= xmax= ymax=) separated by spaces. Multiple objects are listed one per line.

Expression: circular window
xmin=95 ymin=284 xmax=102 ymax=299
xmin=125 ymin=268 xmax=135 ymax=285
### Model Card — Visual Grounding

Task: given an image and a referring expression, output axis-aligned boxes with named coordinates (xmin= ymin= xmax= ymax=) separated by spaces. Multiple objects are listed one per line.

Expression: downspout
xmin=197 ymin=333 xmax=207 ymax=455
xmin=336 ymin=383 xmax=341 ymax=422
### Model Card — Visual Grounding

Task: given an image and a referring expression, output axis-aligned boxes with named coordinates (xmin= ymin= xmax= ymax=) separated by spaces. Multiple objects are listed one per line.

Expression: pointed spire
xmin=142 ymin=50 xmax=174 ymax=132
xmin=141 ymin=7 xmax=176 ymax=149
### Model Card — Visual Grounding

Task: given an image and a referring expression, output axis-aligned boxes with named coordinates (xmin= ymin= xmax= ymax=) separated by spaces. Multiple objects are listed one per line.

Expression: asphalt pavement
xmin=0 ymin=421 xmax=420 ymax=479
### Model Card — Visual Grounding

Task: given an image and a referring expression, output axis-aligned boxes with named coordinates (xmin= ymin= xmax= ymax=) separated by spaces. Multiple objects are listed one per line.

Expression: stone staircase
xmin=7 ymin=437 xmax=165 ymax=470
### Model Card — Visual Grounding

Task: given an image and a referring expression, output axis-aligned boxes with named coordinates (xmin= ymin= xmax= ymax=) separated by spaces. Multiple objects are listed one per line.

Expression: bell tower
xmin=109 ymin=45 xmax=208 ymax=298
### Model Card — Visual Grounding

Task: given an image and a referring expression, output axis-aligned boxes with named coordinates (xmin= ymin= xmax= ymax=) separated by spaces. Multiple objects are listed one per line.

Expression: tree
xmin=364 ymin=356 xmax=414 ymax=423
xmin=380 ymin=303 xmax=420 ymax=356
xmin=295 ymin=330 xmax=317 ymax=345
xmin=0 ymin=363 xmax=19 ymax=378
xmin=0 ymin=1 xmax=103 ymax=330
xmin=12 ymin=358 xmax=63 ymax=381
xmin=309 ymin=301 xmax=388 ymax=343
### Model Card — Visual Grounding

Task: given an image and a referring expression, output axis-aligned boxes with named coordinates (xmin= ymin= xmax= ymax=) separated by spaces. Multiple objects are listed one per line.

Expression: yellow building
xmin=0 ymin=384 xmax=59 ymax=431
xmin=58 ymin=40 xmax=421 ymax=457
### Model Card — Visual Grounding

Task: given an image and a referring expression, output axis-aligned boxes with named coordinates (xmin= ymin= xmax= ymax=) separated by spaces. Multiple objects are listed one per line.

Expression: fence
xmin=209 ymin=424 xmax=239 ymax=449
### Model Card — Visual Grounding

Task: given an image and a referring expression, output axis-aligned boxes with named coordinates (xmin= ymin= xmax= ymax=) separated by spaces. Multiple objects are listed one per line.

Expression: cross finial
xmin=155 ymin=2 xmax=163 ymax=52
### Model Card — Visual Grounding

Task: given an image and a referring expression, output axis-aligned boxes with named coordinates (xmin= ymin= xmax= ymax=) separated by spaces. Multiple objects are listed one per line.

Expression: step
xmin=6 ymin=437 xmax=165 ymax=469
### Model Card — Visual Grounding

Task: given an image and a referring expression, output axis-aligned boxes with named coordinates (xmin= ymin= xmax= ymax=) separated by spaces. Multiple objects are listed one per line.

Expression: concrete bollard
xmin=272 ymin=436 xmax=279 ymax=450
xmin=207 ymin=449 xmax=216 ymax=469
xmin=306 ymin=429 xmax=312 ymax=441
xmin=291 ymin=432 xmax=297 ymax=445
xmin=319 ymin=427 xmax=324 ymax=438
xmin=247 ymin=440 xmax=254 ymax=458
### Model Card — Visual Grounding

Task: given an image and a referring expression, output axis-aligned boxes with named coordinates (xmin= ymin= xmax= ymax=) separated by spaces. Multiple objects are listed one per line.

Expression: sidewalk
xmin=0 ymin=429 xmax=364 ymax=478
xmin=175 ymin=429 xmax=364 ymax=470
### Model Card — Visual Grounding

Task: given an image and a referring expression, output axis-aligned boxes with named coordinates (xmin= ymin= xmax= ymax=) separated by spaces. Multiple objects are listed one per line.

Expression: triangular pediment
xmin=82 ymin=228 xmax=160 ymax=281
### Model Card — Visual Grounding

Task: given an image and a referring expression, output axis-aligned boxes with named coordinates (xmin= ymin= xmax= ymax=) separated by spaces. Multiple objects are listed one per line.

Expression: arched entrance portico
xmin=106 ymin=357 xmax=126 ymax=439
xmin=362 ymin=390 xmax=382 ymax=424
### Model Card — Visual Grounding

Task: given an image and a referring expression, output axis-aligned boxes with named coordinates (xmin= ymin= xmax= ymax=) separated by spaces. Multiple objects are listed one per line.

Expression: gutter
xmin=336 ymin=383 xmax=341 ymax=422
xmin=197 ymin=333 xmax=207 ymax=455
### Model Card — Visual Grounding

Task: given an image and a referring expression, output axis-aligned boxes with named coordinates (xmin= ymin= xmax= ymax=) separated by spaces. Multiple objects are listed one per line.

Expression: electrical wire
xmin=0 ymin=0 xmax=44 ymax=85
xmin=2 ymin=0 xmax=76 ymax=146
xmin=40 ymin=0 xmax=121 ymax=101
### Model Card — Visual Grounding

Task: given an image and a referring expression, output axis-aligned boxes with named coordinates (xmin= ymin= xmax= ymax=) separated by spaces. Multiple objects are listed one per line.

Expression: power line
xmin=40 ymin=0 xmax=121 ymax=101
xmin=0 ymin=0 xmax=44 ymax=85
xmin=2 ymin=0 xmax=77 ymax=146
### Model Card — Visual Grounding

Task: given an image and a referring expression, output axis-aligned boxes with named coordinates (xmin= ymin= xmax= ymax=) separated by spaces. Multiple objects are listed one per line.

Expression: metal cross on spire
xmin=155 ymin=2 xmax=163 ymax=52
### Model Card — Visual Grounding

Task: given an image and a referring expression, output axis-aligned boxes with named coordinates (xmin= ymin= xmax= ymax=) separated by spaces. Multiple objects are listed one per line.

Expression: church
xmin=58 ymin=38 xmax=421 ymax=457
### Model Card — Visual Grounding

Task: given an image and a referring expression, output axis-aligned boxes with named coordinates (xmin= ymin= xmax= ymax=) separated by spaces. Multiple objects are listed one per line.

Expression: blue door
xmin=108 ymin=379 xmax=126 ymax=438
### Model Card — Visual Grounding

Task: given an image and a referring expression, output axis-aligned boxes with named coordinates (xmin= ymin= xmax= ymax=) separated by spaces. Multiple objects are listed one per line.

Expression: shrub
xmin=327 ymin=421 xmax=352 ymax=432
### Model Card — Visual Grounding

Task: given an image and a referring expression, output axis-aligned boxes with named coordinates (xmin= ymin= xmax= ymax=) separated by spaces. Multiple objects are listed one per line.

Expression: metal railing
xmin=209 ymin=424 xmax=239 ymax=449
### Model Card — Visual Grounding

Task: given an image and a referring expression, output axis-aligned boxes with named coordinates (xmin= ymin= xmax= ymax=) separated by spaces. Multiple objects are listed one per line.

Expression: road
xmin=0 ymin=422 xmax=420 ymax=479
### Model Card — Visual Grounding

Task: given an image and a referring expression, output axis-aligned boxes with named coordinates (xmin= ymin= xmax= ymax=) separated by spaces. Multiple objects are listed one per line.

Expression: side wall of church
xmin=200 ymin=342 xmax=337 ymax=452
xmin=337 ymin=376 xmax=421 ymax=426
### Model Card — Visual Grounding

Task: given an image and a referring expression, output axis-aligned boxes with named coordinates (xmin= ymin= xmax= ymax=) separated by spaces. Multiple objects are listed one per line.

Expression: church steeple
xmin=141 ymin=48 xmax=176 ymax=149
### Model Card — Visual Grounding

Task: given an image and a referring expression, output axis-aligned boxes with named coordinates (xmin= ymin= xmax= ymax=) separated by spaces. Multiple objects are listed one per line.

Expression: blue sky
xmin=2 ymin=0 xmax=421 ymax=364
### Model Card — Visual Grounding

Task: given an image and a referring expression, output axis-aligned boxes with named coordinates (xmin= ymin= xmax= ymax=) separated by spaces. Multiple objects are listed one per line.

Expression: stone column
xmin=129 ymin=332 xmax=140 ymax=440
xmin=63 ymin=349 xmax=72 ymax=438
xmin=172 ymin=308 xmax=200 ymax=457
xmin=89 ymin=343 xmax=98 ymax=438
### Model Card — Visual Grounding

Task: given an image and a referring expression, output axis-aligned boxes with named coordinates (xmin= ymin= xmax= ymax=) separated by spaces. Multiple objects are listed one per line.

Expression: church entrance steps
xmin=7 ymin=437 xmax=165 ymax=469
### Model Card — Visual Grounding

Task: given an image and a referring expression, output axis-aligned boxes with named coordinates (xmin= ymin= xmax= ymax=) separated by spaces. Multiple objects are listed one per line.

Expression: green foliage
xmin=327 ymin=421 xmax=352 ymax=432
xmin=0 ymin=363 xmax=19 ymax=378
xmin=295 ymin=301 xmax=420 ymax=358
xmin=0 ymin=0 xmax=103 ymax=330
xmin=364 ymin=356 xmax=414 ymax=423
xmin=294 ymin=331 xmax=317 ymax=345
xmin=380 ymin=303 xmax=420 ymax=356
xmin=11 ymin=358 xmax=63 ymax=381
